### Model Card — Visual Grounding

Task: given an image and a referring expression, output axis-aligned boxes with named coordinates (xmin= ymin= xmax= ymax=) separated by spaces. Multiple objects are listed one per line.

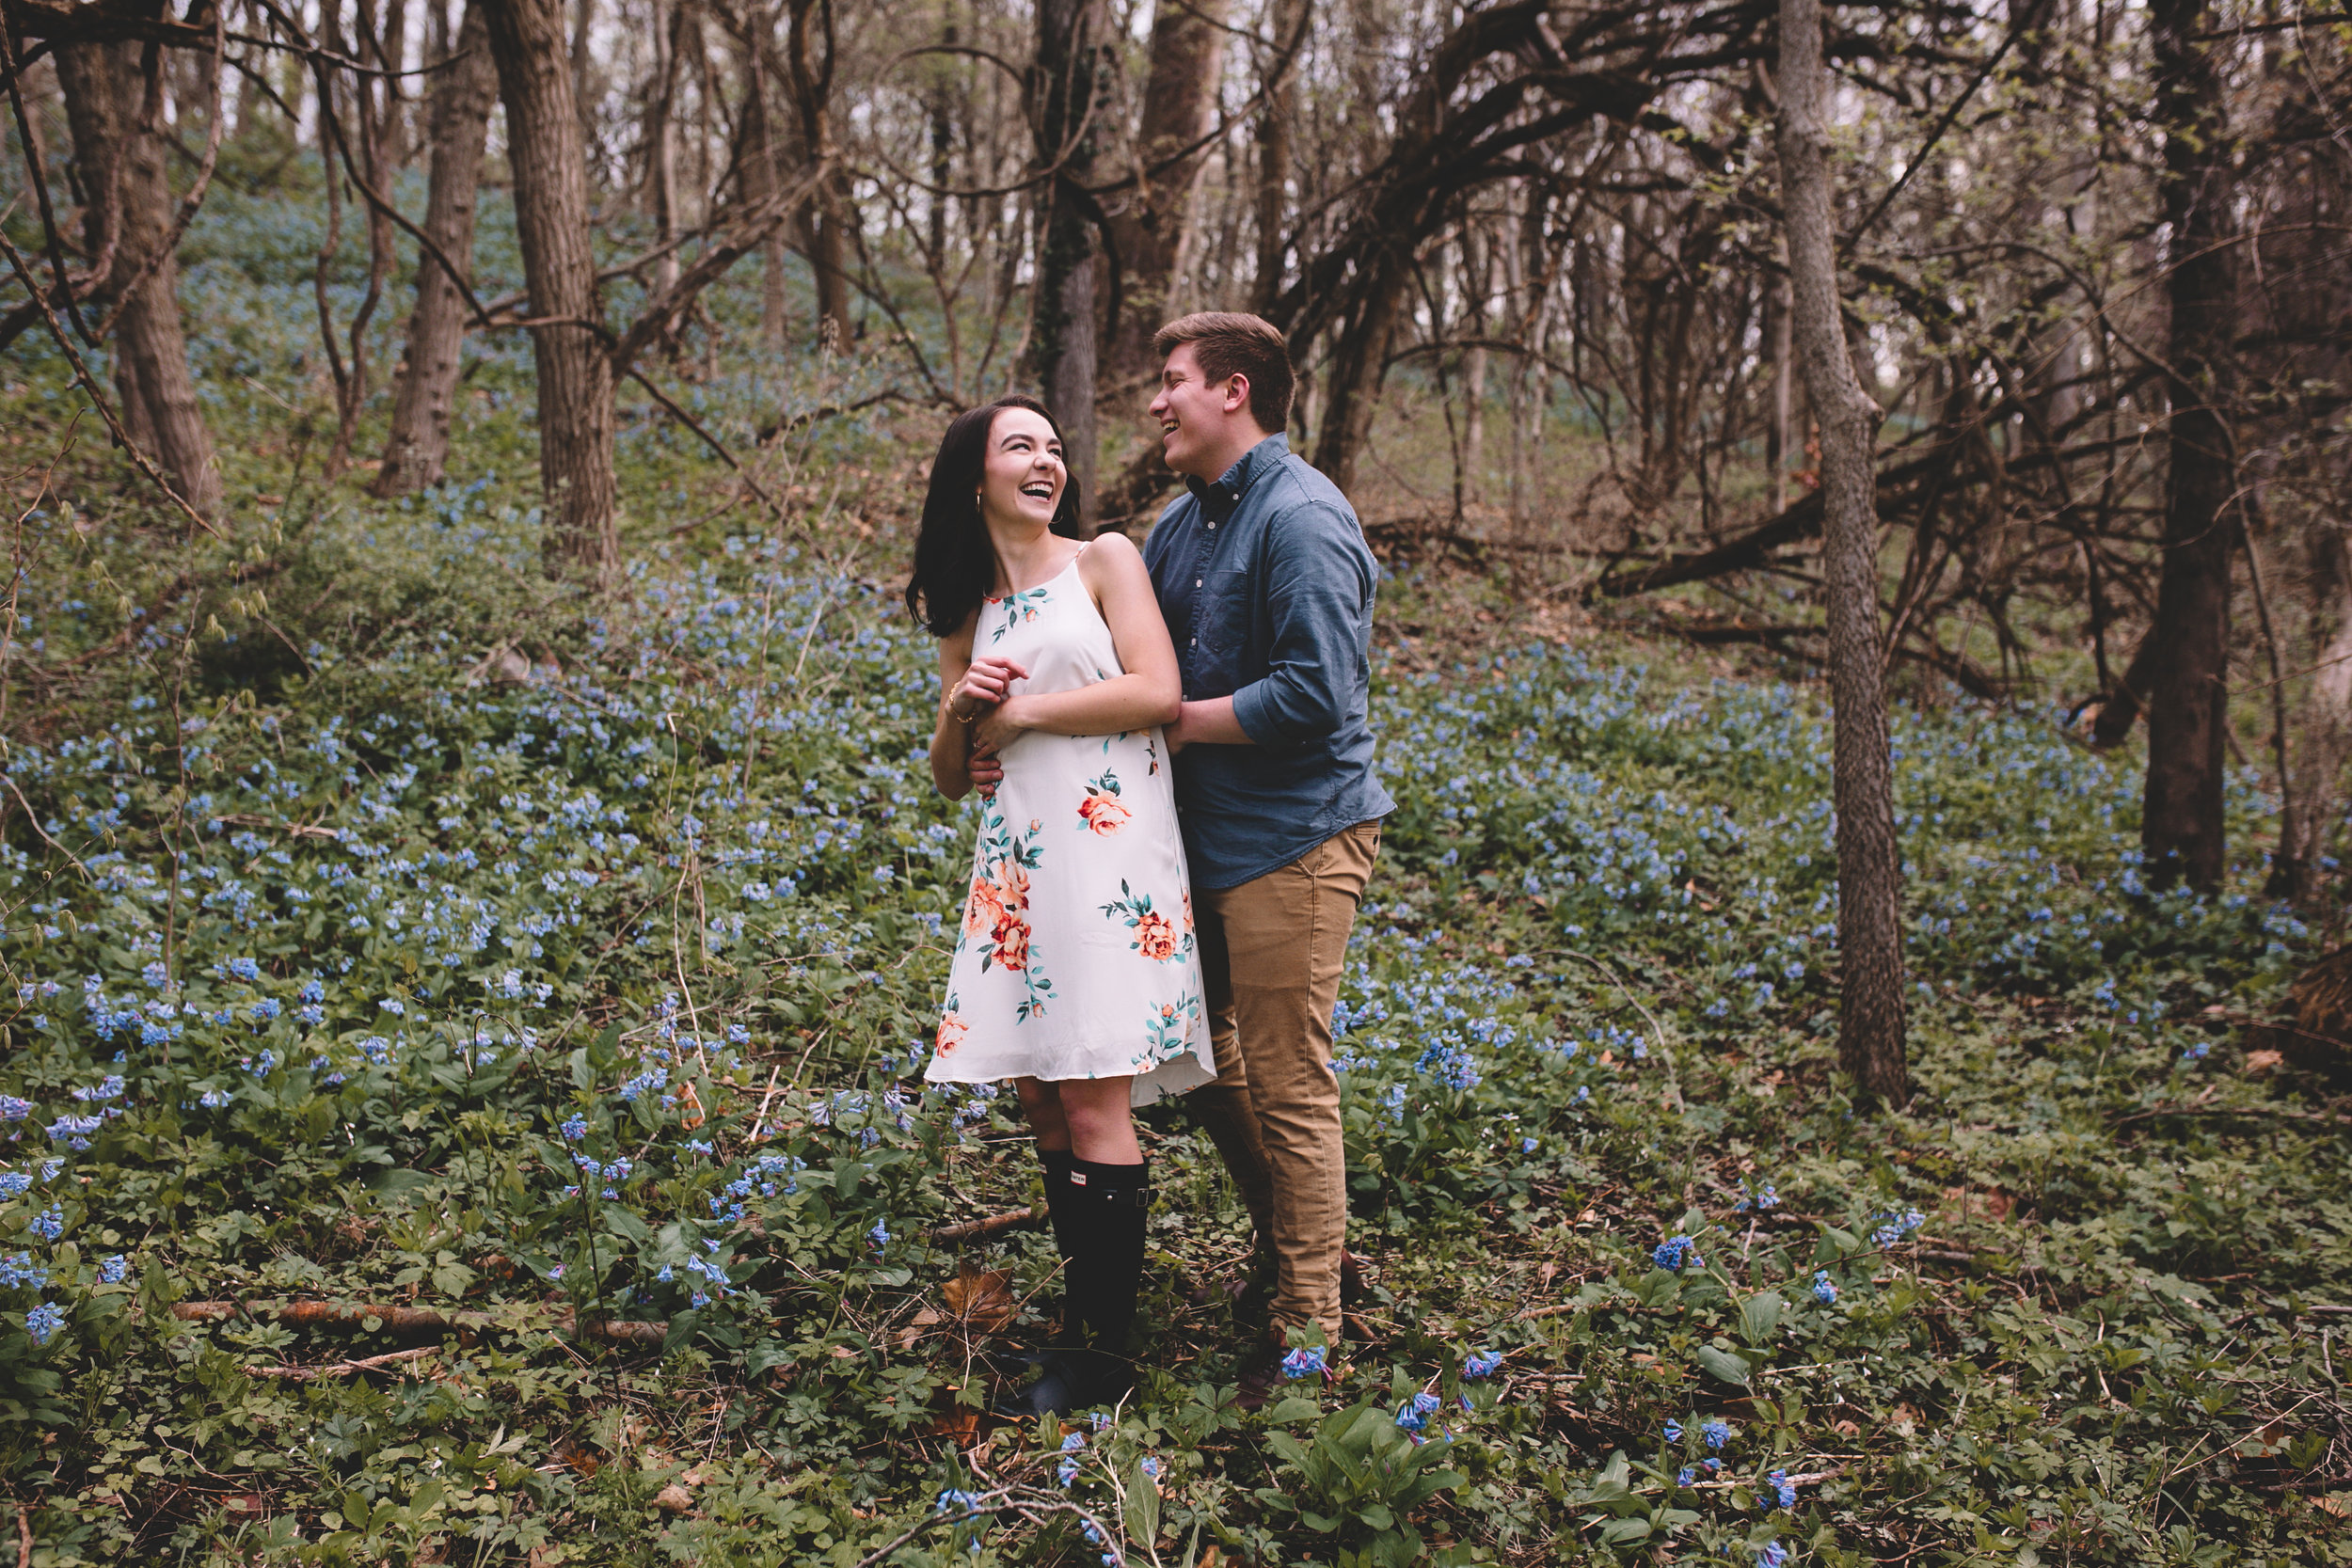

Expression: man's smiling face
xmin=1148 ymin=343 xmax=1241 ymax=481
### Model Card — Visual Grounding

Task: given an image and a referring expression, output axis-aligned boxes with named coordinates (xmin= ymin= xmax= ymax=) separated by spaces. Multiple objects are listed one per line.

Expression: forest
xmin=1 ymin=0 xmax=2349 ymax=1560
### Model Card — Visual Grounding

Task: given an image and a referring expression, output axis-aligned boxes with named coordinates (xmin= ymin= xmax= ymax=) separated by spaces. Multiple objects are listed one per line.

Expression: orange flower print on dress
xmin=1133 ymin=911 xmax=1177 ymax=961
xmin=965 ymin=874 xmax=1006 ymax=937
xmin=968 ymin=799 xmax=1056 ymax=1021
xmin=935 ymin=1005 xmax=968 ymax=1057
xmin=990 ymin=910 xmax=1032 ymax=973
xmin=1100 ymin=879 xmax=1192 ymax=963
xmin=1181 ymin=889 xmax=1195 ymax=935
xmin=1077 ymin=770 xmax=1131 ymax=836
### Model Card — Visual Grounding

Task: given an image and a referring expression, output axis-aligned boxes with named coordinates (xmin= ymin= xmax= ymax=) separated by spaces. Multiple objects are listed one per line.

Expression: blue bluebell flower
xmin=24 ymin=1301 xmax=64 ymax=1347
xmin=1812 ymin=1271 xmax=1837 ymax=1305
xmin=1870 ymin=1208 xmax=1926 ymax=1248
xmin=1767 ymin=1468 xmax=1796 ymax=1507
xmin=1653 ymin=1235 xmax=1700 ymax=1272
xmin=99 ymin=1255 xmax=130 ymax=1284
xmin=1280 ymin=1345 xmax=1327 ymax=1379
xmin=1663 ymin=1418 xmax=1684 ymax=1442
xmin=1464 ymin=1349 xmax=1503 ymax=1378
xmin=1701 ymin=1418 xmax=1731 ymax=1450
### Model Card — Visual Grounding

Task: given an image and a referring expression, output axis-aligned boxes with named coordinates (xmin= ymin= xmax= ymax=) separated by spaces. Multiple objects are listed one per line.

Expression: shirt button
xmin=1207 ymin=521 xmax=1216 ymax=530
xmin=1190 ymin=637 xmax=1198 ymax=646
xmin=1195 ymin=578 xmax=1202 ymax=588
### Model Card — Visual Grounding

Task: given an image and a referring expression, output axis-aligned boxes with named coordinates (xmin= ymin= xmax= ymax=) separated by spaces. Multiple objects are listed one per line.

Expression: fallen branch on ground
xmin=170 ymin=1299 xmax=667 ymax=1344
xmin=246 ymin=1344 xmax=439 ymax=1380
xmin=928 ymin=1207 xmax=1045 ymax=1245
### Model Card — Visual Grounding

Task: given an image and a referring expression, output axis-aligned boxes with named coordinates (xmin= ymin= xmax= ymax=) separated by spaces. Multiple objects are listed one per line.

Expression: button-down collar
xmin=1184 ymin=433 xmax=1291 ymax=523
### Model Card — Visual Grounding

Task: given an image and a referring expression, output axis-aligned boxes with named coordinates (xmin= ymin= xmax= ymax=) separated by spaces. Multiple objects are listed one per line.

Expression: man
xmin=1140 ymin=311 xmax=1393 ymax=1366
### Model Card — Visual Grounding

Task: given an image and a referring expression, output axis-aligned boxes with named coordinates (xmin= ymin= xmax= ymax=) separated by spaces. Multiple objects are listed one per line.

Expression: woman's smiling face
xmin=977 ymin=406 xmax=1065 ymax=530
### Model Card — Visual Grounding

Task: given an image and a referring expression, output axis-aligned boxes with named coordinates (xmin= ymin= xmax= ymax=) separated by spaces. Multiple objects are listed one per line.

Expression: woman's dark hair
xmin=904 ymin=394 xmax=1080 ymax=637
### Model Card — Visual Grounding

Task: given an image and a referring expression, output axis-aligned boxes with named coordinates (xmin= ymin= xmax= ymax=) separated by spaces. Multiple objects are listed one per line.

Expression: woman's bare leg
xmin=1055 ymin=1077 xmax=1139 ymax=1164
xmin=1013 ymin=1076 xmax=1072 ymax=1150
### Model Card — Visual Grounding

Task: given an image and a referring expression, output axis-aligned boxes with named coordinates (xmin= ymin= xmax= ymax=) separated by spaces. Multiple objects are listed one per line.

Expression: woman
xmin=907 ymin=395 xmax=1215 ymax=1415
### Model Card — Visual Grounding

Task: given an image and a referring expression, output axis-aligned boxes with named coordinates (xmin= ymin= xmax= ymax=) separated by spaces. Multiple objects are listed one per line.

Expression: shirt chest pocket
xmin=1195 ymin=568 xmax=1255 ymax=661
xmin=1176 ymin=562 xmax=1251 ymax=690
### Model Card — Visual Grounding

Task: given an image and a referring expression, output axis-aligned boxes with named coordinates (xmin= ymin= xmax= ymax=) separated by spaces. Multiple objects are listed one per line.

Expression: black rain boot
xmin=1039 ymin=1147 xmax=1081 ymax=1347
xmin=996 ymin=1159 xmax=1148 ymax=1417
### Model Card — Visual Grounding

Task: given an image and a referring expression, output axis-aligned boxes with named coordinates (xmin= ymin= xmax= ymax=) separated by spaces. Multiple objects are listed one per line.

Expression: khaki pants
xmin=1190 ymin=819 xmax=1381 ymax=1341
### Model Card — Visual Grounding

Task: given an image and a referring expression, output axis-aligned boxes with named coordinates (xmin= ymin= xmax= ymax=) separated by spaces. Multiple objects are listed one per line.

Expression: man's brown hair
xmin=1152 ymin=311 xmax=1295 ymax=435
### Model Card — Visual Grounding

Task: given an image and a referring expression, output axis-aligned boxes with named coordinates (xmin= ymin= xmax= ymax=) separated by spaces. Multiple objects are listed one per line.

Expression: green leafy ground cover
xmin=4 ymin=176 xmax=2351 ymax=1567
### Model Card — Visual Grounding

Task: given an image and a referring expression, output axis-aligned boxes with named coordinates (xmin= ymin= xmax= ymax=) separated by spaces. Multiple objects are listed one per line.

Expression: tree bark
xmin=53 ymin=40 xmax=223 ymax=516
xmin=1775 ymin=0 xmax=1906 ymax=1106
xmin=480 ymin=0 xmax=619 ymax=578
xmin=1251 ymin=0 xmax=1306 ymax=314
xmin=1460 ymin=226 xmax=1490 ymax=507
xmin=2141 ymin=0 xmax=2237 ymax=894
xmin=644 ymin=0 xmax=683 ymax=295
xmin=1026 ymin=0 xmax=1111 ymax=528
xmin=784 ymin=0 xmax=848 ymax=345
xmin=1765 ymin=267 xmax=1791 ymax=513
xmin=1310 ymin=243 xmax=1406 ymax=497
xmin=375 ymin=0 xmax=499 ymax=495
xmin=1101 ymin=0 xmax=1228 ymax=387
xmin=727 ymin=7 xmax=789 ymax=347
xmin=378 ymin=0 xmax=411 ymax=170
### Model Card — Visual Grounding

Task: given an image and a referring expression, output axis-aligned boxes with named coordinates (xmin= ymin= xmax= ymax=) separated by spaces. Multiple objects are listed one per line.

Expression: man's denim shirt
xmin=1142 ymin=434 xmax=1394 ymax=890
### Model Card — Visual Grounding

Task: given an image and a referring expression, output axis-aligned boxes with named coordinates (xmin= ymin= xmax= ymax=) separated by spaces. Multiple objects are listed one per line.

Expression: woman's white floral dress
xmin=927 ymin=551 xmax=1215 ymax=1105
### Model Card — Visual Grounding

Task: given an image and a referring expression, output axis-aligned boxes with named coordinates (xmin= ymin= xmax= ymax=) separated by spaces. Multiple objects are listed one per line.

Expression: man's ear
xmin=1224 ymin=373 xmax=1251 ymax=415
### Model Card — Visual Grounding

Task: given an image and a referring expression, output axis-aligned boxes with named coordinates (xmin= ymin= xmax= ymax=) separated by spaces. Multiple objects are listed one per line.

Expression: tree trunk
xmin=1460 ymin=228 xmax=1488 ymax=509
xmin=375 ymin=0 xmax=499 ymax=495
xmin=1251 ymin=0 xmax=1305 ymax=313
xmin=480 ymin=0 xmax=619 ymax=578
xmin=53 ymin=40 xmax=223 ymax=516
xmin=334 ymin=0 xmax=400 ymax=476
xmin=1311 ymin=244 xmax=1405 ymax=497
xmin=1765 ymin=268 xmax=1791 ymax=513
xmin=927 ymin=13 xmax=952 ymax=266
xmin=1101 ymin=0 xmax=1228 ymax=387
xmin=644 ymin=0 xmax=682 ymax=295
xmin=379 ymin=0 xmax=412 ymax=170
xmin=1776 ymin=0 xmax=1907 ymax=1106
xmin=1026 ymin=0 xmax=1111 ymax=528
xmin=570 ymin=0 xmax=596 ymax=148
xmin=2141 ymin=0 xmax=2237 ymax=893
xmin=784 ymin=0 xmax=848 ymax=346
xmin=729 ymin=12 xmax=789 ymax=347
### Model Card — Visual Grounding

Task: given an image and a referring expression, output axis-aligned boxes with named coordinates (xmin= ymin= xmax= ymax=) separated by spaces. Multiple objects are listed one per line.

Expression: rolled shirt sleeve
xmin=1230 ymin=502 xmax=1375 ymax=751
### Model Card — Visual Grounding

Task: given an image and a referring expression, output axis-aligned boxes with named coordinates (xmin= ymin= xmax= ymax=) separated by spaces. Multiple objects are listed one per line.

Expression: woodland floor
xmin=2 ymin=174 xmax=2350 ymax=1567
